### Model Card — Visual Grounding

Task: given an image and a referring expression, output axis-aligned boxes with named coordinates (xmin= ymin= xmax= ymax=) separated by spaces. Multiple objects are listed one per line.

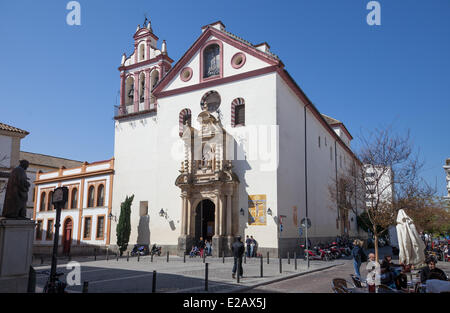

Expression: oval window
xmin=231 ymin=53 xmax=246 ymax=69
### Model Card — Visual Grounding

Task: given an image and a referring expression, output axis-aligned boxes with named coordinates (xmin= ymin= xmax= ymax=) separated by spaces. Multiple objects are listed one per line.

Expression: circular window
xmin=180 ymin=67 xmax=193 ymax=82
xmin=200 ymin=91 xmax=221 ymax=113
xmin=231 ymin=53 xmax=246 ymax=69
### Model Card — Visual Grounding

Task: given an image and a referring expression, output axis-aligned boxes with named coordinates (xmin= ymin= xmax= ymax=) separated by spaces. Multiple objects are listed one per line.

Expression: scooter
xmin=301 ymin=244 xmax=330 ymax=261
xmin=131 ymin=244 xmax=148 ymax=256
xmin=150 ymin=245 xmax=162 ymax=256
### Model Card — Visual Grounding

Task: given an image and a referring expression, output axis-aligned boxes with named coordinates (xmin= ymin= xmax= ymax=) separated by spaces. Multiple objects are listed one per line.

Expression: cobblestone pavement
xmin=244 ymin=247 xmax=450 ymax=293
xmin=32 ymin=253 xmax=344 ymax=293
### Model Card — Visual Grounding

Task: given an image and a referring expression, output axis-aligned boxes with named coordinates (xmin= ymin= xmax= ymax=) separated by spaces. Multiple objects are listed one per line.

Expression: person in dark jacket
xmin=245 ymin=235 xmax=252 ymax=257
xmin=420 ymin=257 xmax=448 ymax=283
xmin=351 ymin=239 xmax=367 ymax=279
xmin=232 ymin=236 xmax=245 ymax=278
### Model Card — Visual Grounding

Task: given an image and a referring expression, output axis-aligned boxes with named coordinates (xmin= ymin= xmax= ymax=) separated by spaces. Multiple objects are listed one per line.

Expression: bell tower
xmin=116 ymin=18 xmax=173 ymax=119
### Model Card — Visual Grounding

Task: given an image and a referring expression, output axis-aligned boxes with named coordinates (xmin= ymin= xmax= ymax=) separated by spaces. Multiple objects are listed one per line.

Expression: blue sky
xmin=0 ymin=0 xmax=449 ymax=196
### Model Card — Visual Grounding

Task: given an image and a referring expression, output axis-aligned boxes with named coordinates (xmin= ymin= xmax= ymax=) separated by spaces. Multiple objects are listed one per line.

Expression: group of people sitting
xmin=189 ymin=237 xmax=212 ymax=258
xmin=352 ymin=238 xmax=449 ymax=292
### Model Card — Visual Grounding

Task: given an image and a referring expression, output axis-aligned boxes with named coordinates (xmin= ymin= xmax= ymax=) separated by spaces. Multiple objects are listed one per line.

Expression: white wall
xmin=112 ymin=72 xmax=279 ymax=249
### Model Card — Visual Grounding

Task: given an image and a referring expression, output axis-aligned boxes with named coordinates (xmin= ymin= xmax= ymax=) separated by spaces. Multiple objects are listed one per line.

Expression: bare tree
xmin=329 ymin=125 xmax=427 ymax=261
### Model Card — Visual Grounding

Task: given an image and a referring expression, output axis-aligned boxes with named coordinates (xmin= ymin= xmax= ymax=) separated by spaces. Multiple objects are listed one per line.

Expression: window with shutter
xmin=235 ymin=104 xmax=245 ymax=126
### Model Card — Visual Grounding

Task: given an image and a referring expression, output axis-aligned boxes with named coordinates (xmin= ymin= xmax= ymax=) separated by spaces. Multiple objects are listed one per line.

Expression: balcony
xmin=114 ymin=97 xmax=157 ymax=120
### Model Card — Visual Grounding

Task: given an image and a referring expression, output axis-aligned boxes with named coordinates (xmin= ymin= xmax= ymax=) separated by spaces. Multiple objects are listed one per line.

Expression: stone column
xmin=187 ymin=198 xmax=192 ymax=236
xmin=214 ymin=195 xmax=220 ymax=237
xmin=144 ymin=69 xmax=150 ymax=111
xmin=219 ymin=195 xmax=225 ymax=236
xmin=133 ymin=72 xmax=139 ymax=113
xmin=180 ymin=195 xmax=186 ymax=235
xmin=119 ymin=72 xmax=125 ymax=109
xmin=226 ymin=194 xmax=232 ymax=235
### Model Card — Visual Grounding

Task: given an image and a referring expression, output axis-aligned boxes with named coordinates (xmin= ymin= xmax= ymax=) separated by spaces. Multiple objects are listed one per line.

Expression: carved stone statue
xmin=2 ymin=160 xmax=30 ymax=219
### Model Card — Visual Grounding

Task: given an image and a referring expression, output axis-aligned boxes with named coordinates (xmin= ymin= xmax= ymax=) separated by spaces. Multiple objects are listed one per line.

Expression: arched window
xmin=150 ymin=70 xmax=159 ymax=91
xmin=179 ymin=108 xmax=192 ymax=137
xmin=87 ymin=186 xmax=95 ymax=208
xmin=97 ymin=184 xmax=105 ymax=207
xmin=231 ymin=98 xmax=245 ymax=127
xmin=139 ymin=72 xmax=146 ymax=103
xmin=125 ymin=76 xmax=135 ymax=106
xmin=71 ymin=188 xmax=78 ymax=209
xmin=47 ymin=191 xmax=54 ymax=211
xmin=139 ymin=43 xmax=145 ymax=61
xmin=40 ymin=192 xmax=46 ymax=212
xmin=200 ymin=91 xmax=221 ymax=113
xmin=203 ymin=44 xmax=220 ymax=79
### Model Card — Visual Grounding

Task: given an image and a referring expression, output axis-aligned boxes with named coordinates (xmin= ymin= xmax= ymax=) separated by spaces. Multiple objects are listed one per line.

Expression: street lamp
xmin=108 ymin=213 xmax=117 ymax=222
xmin=159 ymin=208 xmax=168 ymax=219
xmin=267 ymin=208 xmax=272 ymax=216
xmin=239 ymin=208 xmax=245 ymax=216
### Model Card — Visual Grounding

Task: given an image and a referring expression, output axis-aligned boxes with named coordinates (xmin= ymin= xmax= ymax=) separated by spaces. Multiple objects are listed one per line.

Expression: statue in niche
xmin=2 ymin=160 xmax=30 ymax=219
xmin=204 ymin=45 xmax=220 ymax=78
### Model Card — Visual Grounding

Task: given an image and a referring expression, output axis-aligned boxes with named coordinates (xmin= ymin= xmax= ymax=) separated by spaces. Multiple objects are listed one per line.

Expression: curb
xmin=172 ymin=262 xmax=344 ymax=293
xmin=230 ymin=263 xmax=344 ymax=293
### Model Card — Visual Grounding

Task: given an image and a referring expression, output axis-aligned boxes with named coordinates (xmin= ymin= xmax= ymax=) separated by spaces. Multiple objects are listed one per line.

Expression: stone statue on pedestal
xmin=2 ymin=160 xmax=30 ymax=219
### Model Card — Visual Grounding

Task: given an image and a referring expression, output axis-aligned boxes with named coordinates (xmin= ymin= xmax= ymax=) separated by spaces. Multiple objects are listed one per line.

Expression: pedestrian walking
xmin=245 ymin=235 xmax=251 ymax=257
xmin=351 ymin=239 xmax=367 ymax=279
xmin=232 ymin=235 xmax=245 ymax=279
xmin=251 ymin=236 xmax=258 ymax=257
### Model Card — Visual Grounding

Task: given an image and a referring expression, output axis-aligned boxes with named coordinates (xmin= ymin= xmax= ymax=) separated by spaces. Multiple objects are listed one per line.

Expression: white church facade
xmin=110 ymin=20 xmax=364 ymax=257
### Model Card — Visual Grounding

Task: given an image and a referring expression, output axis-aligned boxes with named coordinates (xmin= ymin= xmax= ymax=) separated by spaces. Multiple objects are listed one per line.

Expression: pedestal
xmin=0 ymin=218 xmax=35 ymax=293
xmin=177 ymin=235 xmax=194 ymax=257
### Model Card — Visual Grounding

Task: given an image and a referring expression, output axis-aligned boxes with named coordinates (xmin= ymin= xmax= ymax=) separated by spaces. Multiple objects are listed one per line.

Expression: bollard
xmin=223 ymin=251 xmax=225 ymax=264
xmin=203 ymin=251 xmax=206 ymax=263
xmin=294 ymin=252 xmax=297 ymax=270
xmin=288 ymin=252 xmax=290 ymax=265
xmin=267 ymin=251 xmax=269 ymax=264
xmin=116 ymin=253 xmax=119 ymax=262
xmin=94 ymin=249 xmax=97 ymax=261
xmin=237 ymin=258 xmax=241 ymax=283
xmin=167 ymin=251 xmax=169 ymax=263
xmin=244 ymin=254 xmax=246 ymax=264
xmin=82 ymin=281 xmax=89 ymax=293
xmin=279 ymin=257 xmax=282 ymax=274
xmin=184 ymin=253 xmax=186 ymax=263
xmin=106 ymin=248 xmax=109 ymax=261
xmin=27 ymin=266 xmax=36 ymax=293
xmin=260 ymin=255 xmax=263 ymax=278
xmin=68 ymin=254 xmax=71 ymax=262
xmin=127 ymin=252 xmax=129 ymax=262
xmin=138 ymin=253 xmax=140 ymax=262
xmin=152 ymin=271 xmax=157 ymax=293
xmin=41 ymin=257 xmax=44 ymax=265
xmin=205 ymin=263 xmax=209 ymax=291
xmin=151 ymin=254 xmax=154 ymax=262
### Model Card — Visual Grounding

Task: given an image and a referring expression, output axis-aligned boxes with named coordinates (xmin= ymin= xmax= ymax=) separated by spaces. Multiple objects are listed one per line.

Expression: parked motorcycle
xmin=150 ymin=244 xmax=162 ymax=256
xmin=301 ymin=244 xmax=330 ymax=261
xmin=131 ymin=244 xmax=149 ymax=256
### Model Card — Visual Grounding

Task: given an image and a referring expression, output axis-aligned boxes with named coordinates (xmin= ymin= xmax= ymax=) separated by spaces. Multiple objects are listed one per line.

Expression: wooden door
xmin=63 ymin=219 xmax=73 ymax=255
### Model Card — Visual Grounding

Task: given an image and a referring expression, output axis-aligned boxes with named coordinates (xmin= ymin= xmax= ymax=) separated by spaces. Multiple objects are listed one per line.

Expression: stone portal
xmin=176 ymin=109 xmax=239 ymax=257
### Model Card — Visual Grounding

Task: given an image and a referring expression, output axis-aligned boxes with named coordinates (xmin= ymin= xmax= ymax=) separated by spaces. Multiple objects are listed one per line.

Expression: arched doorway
xmin=194 ymin=199 xmax=215 ymax=242
xmin=63 ymin=218 xmax=73 ymax=255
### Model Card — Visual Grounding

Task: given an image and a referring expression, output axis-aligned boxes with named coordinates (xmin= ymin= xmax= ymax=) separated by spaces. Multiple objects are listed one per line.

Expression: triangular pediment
xmin=153 ymin=26 xmax=281 ymax=96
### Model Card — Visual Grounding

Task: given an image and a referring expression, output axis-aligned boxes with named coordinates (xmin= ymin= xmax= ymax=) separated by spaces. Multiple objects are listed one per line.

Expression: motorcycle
xmin=131 ymin=244 xmax=149 ymax=256
xmin=150 ymin=245 xmax=162 ymax=256
xmin=41 ymin=271 xmax=67 ymax=293
xmin=301 ymin=244 xmax=330 ymax=261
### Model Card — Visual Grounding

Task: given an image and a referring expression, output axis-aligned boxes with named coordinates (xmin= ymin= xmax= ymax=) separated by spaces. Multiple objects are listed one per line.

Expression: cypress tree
xmin=116 ymin=194 xmax=134 ymax=256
